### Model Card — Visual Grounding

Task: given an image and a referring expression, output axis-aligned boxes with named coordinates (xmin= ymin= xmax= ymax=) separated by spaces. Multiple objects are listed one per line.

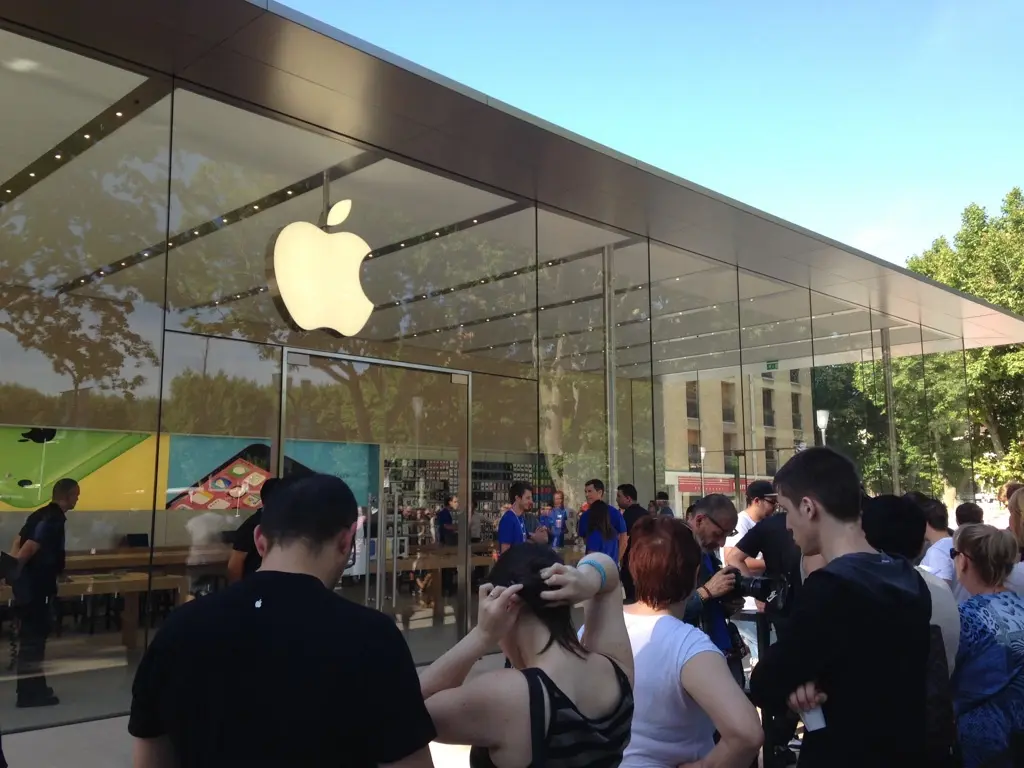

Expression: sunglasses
xmin=704 ymin=514 xmax=738 ymax=538
xmin=950 ymin=548 xmax=970 ymax=561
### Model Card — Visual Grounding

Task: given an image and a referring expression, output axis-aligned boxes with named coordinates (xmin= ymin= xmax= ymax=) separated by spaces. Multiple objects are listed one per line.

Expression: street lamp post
xmin=412 ymin=396 xmax=424 ymax=506
xmin=699 ymin=445 xmax=707 ymax=496
xmin=816 ymin=409 xmax=831 ymax=447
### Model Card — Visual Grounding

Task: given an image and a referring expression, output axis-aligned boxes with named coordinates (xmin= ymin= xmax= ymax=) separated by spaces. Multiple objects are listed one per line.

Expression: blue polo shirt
xmin=496 ymin=509 xmax=526 ymax=548
xmin=547 ymin=507 xmax=569 ymax=548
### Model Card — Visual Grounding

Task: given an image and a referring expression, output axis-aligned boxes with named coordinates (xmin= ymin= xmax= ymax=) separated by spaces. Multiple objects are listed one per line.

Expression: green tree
xmin=906 ymin=187 xmax=1024 ymax=488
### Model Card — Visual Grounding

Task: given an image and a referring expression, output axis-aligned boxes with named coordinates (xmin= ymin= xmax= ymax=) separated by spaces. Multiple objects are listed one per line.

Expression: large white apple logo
xmin=272 ymin=200 xmax=374 ymax=336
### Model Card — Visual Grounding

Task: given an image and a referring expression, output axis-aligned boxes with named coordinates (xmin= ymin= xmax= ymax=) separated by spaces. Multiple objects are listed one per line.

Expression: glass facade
xmin=0 ymin=27 xmax=976 ymax=731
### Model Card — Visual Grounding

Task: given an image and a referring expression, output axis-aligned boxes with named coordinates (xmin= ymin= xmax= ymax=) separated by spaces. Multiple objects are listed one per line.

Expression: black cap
xmin=746 ymin=480 xmax=777 ymax=504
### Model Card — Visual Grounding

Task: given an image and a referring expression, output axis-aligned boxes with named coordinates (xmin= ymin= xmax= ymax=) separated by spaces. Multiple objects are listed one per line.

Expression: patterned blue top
xmin=952 ymin=592 xmax=1024 ymax=768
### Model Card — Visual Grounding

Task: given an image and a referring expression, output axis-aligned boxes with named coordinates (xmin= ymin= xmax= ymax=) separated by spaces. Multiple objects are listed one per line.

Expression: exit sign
xmin=766 ymin=361 xmax=779 ymax=371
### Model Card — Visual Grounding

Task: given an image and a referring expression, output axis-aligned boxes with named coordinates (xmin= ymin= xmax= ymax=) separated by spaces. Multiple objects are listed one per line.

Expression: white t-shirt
xmin=919 ymin=536 xmax=970 ymax=603
xmin=915 ymin=566 xmax=959 ymax=675
xmin=619 ymin=612 xmax=722 ymax=767
xmin=724 ymin=511 xmax=757 ymax=550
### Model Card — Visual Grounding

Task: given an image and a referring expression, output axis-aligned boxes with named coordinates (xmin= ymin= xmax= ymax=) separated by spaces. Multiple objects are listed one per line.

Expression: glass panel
xmin=738 ymin=270 xmax=813 ymax=486
xmin=537 ymin=209 xmax=620 ymax=516
xmin=649 ymin=242 xmax=741 ymax=514
xmin=809 ymin=292 xmax=891 ymax=493
xmin=165 ymin=87 xmax=539 ymax=380
xmin=281 ymin=354 xmax=469 ymax=664
xmin=922 ymin=332 xmax=974 ymax=506
xmin=613 ymin=240 xmax=655 ymax=504
xmin=873 ymin=311 xmax=929 ymax=494
xmin=0 ymin=28 xmax=170 ymax=727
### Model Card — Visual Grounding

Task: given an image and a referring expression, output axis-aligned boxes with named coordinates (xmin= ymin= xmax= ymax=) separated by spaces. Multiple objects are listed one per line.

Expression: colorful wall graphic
xmin=0 ymin=426 xmax=380 ymax=513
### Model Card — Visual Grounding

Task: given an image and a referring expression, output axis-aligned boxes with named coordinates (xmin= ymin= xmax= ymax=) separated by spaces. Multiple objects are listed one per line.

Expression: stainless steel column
xmin=603 ymin=245 xmax=617 ymax=488
xmin=375 ymin=476 xmax=387 ymax=608
xmin=881 ymin=328 xmax=901 ymax=495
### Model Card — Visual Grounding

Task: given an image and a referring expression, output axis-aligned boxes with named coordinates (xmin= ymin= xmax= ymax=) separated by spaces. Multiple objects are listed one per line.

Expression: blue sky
xmin=286 ymin=1 xmax=1023 ymax=265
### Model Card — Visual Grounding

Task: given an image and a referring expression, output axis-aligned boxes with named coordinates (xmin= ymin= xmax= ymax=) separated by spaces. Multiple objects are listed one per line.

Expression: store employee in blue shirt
xmin=497 ymin=481 xmax=548 ymax=553
xmin=577 ymin=479 xmax=627 ymax=562
xmin=547 ymin=490 xmax=571 ymax=548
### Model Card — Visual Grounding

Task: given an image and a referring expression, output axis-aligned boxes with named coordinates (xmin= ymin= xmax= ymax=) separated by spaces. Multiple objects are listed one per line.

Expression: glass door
xmin=279 ymin=350 xmax=471 ymax=664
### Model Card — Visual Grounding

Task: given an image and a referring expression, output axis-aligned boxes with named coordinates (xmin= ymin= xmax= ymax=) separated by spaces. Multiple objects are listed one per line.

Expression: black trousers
xmin=16 ymin=598 xmax=52 ymax=700
xmin=620 ymin=564 xmax=636 ymax=604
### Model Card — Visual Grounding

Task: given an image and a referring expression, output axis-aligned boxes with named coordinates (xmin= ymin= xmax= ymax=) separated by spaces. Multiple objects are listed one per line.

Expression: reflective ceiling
xmin=1 ymin=17 xmax=1021 ymax=385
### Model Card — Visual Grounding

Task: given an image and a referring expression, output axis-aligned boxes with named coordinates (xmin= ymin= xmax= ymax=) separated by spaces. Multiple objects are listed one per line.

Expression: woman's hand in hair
xmin=539 ymin=562 xmax=603 ymax=605
xmin=476 ymin=583 xmax=523 ymax=643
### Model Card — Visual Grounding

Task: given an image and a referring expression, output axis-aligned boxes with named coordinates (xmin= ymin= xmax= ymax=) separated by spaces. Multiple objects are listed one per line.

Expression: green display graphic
xmin=0 ymin=426 xmax=148 ymax=509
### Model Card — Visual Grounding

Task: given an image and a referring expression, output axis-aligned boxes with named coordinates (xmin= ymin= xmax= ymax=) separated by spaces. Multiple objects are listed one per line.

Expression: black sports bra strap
xmin=522 ymin=668 xmax=549 ymax=767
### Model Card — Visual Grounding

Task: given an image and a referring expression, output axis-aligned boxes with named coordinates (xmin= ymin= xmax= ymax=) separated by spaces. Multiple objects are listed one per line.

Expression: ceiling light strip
xmin=55 ymin=152 xmax=384 ymax=295
xmin=0 ymin=78 xmax=170 ymax=211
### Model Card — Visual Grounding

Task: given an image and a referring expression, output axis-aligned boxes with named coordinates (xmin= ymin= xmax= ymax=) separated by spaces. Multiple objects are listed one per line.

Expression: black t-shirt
xmin=231 ymin=510 xmax=262 ymax=577
xmin=734 ymin=513 xmax=802 ymax=616
xmin=128 ymin=571 xmax=436 ymax=767
xmin=15 ymin=502 xmax=66 ymax=602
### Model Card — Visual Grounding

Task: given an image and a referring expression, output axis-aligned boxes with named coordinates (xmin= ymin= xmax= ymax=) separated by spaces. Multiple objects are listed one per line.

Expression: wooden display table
xmin=0 ymin=572 xmax=186 ymax=650
xmin=65 ymin=547 xmax=222 ymax=572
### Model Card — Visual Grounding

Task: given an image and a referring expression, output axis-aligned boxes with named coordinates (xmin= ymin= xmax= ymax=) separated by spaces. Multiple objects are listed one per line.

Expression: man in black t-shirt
xmin=615 ymin=483 xmax=649 ymax=603
xmin=129 ymin=474 xmax=436 ymax=768
xmin=726 ymin=512 xmax=803 ymax=631
xmin=226 ymin=477 xmax=285 ymax=583
xmin=13 ymin=478 xmax=78 ymax=708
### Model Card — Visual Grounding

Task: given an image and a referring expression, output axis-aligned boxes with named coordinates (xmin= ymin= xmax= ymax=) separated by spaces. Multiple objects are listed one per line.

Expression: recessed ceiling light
xmin=4 ymin=189 xmax=9 ymax=194
xmin=193 ymin=230 xmax=199 ymax=235
xmin=479 ymin=279 xmax=485 ymax=284
xmin=28 ymin=172 xmax=35 ymax=177
xmin=84 ymin=134 xmax=90 ymax=139
xmin=121 ymin=262 xmax=126 ymax=266
xmin=115 ymin=111 xmax=123 ymax=117
xmin=98 ymin=270 xmax=104 ymax=276
xmin=142 ymin=251 xmax=149 ymax=257
xmin=434 ymin=232 xmax=440 ymax=236
xmin=286 ymin=190 xmax=293 ymax=195
xmin=486 ymin=319 xmax=490 ymax=322
xmin=253 ymin=205 xmax=259 ymax=210
xmin=400 ymin=243 xmax=405 ymax=247
xmin=54 ymin=154 xmax=61 ymax=160
xmin=4 ymin=59 xmax=40 ymax=73
xmin=80 ymin=279 xmax=85 ymax=283
xmin=572 ymin=300 xmax=576 ymax=304
xmin=473 ymin=219 xmax=478 ymax=224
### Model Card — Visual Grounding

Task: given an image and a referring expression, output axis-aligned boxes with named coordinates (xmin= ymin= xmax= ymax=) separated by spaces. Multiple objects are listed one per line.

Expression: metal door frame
xmin=276 ymin=347 xmax=474 ymax=636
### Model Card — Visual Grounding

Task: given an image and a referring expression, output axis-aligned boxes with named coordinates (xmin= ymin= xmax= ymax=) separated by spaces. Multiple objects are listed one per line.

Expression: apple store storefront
xmin=2 ymin=2 xmax=1024 ymax=735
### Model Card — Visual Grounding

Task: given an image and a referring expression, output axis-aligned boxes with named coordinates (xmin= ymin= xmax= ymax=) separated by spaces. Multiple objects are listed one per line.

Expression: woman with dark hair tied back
xmin=578 ymin=499 xmax=628 ymax=562
xmin=420 ymin=544 xmax=634 ymax=767
xmin=616 ymin=516 xmax=762 ymax=767
xmin=950 ymin=524 xmax=1024 ymax=767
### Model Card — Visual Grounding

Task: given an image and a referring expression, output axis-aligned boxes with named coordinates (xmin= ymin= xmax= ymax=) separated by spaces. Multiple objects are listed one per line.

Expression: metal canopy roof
xmin=3 ymin=0 xmax=1023 ymax=369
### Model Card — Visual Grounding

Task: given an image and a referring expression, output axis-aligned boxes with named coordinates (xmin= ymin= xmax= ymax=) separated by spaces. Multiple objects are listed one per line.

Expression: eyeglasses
xmin=704 ymin=514 xmax=738 ymax=538
xmin=951 ymin=548 xmax=970 ymax=561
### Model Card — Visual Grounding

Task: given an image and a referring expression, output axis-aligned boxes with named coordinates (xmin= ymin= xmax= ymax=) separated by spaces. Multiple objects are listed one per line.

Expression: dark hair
xmin=586 ymin=499 xmax=614 ymax=539
xmin=629 ymin=516 xmax=702 ymax=608
xmin=585 ymin=479 xmax=605 ymax=494
xmin=1000 ymin=481 xmax=1024 ymax=505
xmin=509 ymin=481 xmax=532 ymax=504
xmin=446 ymin=494 xmax=457 ymax=506
xmin=861 ymin=495 xmax=926 ymax=560
xmin=955 ymin=502 xmax=984 ymax=526
xmin=260 ymin=474 xmax=358 ymax=554
xmin=773 ymin=447 xmax=861 ymax=523
xmin=52 ymin=478 xmax=79 ymax=500
xmin=488 ymin=543 xmax=586 ymax=658
xmin=903 ymin=492 xmax=948 ymax=532
xmin=692 ymin=493 xmax=737 ymax=526
xmin=617 ymin=484 xmax=638 ymax=503
xmin=656 ymin=491 xmax=670 ymax=501
xmin=260 ymin=477 xmax=283 ymax=507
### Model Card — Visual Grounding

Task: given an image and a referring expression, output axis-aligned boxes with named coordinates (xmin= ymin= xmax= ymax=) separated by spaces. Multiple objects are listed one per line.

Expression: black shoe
xmin=17 ymin=694 xmax=59 ymax=708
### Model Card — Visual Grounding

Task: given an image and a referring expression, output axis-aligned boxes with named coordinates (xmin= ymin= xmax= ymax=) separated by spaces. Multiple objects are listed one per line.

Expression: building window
xmin=762 ymin=388 xmax=775 ymax=428
xmin=687 ymin=429 xmax=701 ymax=471
xmin=766 ymin=437 xmax=778 ymax=475
xmin=790 ymin=369 xmax=801 ymax=385
xmin=722 ymin=382 xmax=736 ymax=423
xmin=686 ymin=381 xmax=699 ymax=419
xmin=723 ymin=433 xmax=739 ymax=473
xmin=791 ymin=392 xmax=802 ymax=430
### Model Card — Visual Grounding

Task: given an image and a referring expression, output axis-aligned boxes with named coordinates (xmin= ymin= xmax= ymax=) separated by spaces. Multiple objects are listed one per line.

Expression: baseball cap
xmin=746 ymin=480 xmax=777 ymax=504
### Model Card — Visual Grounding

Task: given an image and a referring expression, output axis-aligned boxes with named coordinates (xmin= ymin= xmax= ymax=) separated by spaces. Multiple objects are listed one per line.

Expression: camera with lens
xmin=723 ymin=567 xmax=791 ymax=613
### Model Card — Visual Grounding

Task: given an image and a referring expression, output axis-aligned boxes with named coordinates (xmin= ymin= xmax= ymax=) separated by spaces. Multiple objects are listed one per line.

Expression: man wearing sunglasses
xmin=682 ymin=493 xmax=746 ymax=686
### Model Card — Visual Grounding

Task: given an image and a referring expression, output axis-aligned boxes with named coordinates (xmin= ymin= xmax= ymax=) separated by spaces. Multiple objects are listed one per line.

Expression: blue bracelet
xmin=578 ymin=558 xmax=607 ymax=590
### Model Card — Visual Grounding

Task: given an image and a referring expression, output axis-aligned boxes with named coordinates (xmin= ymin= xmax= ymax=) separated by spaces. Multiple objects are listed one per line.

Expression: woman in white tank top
xmin=621 ymin=516 xmax=762 ymax=767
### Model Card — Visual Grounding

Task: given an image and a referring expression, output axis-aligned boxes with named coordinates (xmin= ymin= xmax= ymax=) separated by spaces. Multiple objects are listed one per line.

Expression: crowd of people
xmin=122 ymin=452 xmax=1024 ymax=768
